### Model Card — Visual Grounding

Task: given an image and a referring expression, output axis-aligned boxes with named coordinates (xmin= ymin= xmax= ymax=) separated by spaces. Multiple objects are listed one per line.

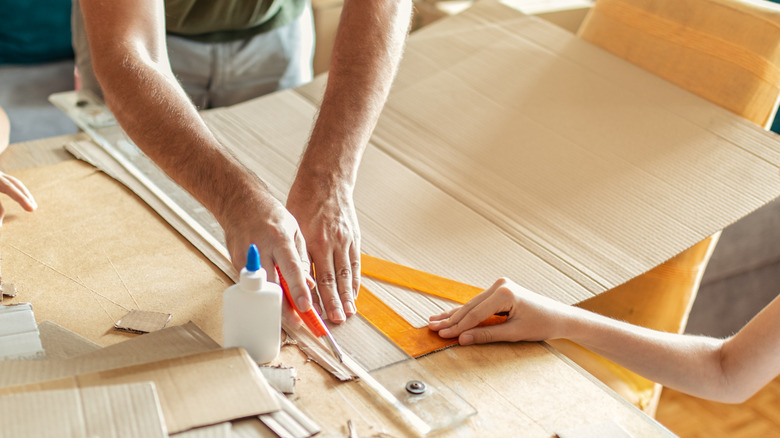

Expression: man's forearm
xmin=298 ymin=0 xmax=412 ymax=183
xmin=96 ymin=55 xmax=261 ymax=223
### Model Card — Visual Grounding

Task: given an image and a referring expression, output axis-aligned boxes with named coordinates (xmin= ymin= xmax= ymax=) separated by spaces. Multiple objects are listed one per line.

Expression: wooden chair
xmin=548 ymin=0 xmax=780 ymax=416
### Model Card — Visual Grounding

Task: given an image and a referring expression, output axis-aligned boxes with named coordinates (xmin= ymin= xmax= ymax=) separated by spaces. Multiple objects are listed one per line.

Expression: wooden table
xmin=0 ymin=133 xmax=674 ymax=437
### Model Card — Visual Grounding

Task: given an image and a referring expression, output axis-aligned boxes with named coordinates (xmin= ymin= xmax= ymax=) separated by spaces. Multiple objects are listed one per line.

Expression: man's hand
xmin=221 ymin=185 xmax=314 ymax=314
xmin=0 ymin=171 xmax=37 ymax=224
xmin=287 ymin=175 xmax=360 ymax=323
xmin=428 ymin=278 xmax=570 ymax=345
xmin=284 ymin=0 xmax=411 ymax=323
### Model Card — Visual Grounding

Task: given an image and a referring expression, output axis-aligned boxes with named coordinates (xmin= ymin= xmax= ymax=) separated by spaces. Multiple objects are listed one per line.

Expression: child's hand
xmin=428 ymin=278 xmax=571 ymax=345
xmin=0 ymin=171 xmax=36 ymax=224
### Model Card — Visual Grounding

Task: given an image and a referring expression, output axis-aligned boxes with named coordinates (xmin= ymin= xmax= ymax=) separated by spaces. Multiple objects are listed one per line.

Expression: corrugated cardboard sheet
xmin=0 ymin=348 xmax=279 ymax=434
xmin=209 ymin=0 xmax=780 ymax=311
xmin=199 ymin=0 xmax=780 ymax=354
xmin=0 ymin=382 xmax=167 ymax=438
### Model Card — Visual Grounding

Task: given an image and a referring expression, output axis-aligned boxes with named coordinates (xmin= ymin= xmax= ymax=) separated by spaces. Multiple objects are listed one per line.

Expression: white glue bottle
xmin=223 ymin=244 xmax=282 ymax=364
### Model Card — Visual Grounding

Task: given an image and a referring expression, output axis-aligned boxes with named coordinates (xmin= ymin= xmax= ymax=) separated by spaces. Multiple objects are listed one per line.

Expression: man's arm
xmin=286 ymin=0 xmax=412 ymax=322
xmin=429 ymin=278 xmax=780 ymax=403
xmin=79 ymin=0 xmax=313 ymax=311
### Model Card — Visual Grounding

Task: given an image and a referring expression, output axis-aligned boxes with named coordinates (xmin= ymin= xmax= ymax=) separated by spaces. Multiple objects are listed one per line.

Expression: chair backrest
xmin=578 ymin=0 xmax=780 ymax=128
xmin=558 ymin=0 xmax=780 ymax=415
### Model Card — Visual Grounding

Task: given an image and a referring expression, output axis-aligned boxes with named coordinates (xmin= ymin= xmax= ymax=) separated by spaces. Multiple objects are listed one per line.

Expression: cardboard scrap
xmin=0 ymin=303 xmax=44 ymax=360
xmin=0 ymin=348 xmax=280 ymax=434
xmin=259 ymin=365 xmax=297 ymax=394
xmin=78 ymin=321 xmax=220 ymax=364
xmin=259 ymin=389 xmax=321 ymax=438
xmin=114 ymin=309 xmax=173 ymax=333
xmin=1 ymin=283 xmax=16 ymax=299
xmin=38 ymin=320 xmax=101 ymax=360
xmin=0 ymin=382 xmax=167 ymax=438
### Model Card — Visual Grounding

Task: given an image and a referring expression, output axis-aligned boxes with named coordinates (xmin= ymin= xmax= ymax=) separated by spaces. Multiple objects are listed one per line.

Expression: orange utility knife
xmin=275 ymin=266 xmax=344 ymax=362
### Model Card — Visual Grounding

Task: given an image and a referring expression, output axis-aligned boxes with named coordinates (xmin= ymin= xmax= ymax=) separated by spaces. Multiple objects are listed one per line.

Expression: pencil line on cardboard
xmin=105 ymin=251 xmax=140 ymax=310
xmin=7 ymin=243 xmax=131 ymax=312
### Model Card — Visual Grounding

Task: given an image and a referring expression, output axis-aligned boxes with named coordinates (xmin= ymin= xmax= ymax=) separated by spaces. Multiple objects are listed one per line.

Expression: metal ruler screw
xmin=405 ymin=380 xmax=426 ymax=395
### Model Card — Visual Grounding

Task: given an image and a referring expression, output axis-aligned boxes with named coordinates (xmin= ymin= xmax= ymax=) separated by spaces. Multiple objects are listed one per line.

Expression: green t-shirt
xmin=165 ymin=0 xmax=306 ymax=42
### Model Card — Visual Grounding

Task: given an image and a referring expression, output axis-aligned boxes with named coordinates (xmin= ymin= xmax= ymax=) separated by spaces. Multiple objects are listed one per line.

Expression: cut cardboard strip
xmin=38 ymin=320 xmax=101 ymax=360
xmin=0 ymin=348 xmax=279 ymax=434
xmin=0 ymin=303 xmax=44 ymax=360
xmin=259 ymin=389 xmax=321 ymax=438
xmin=64 ymin=133 xmax=234 ymax=279
xmin=114 ymin=309 xmax=172 ymax=334
xmin=77 ymin=321 xmax=220 ymax=363
xmin=0 ymin=382 xmax=167 ymax=438
xmin=280 ymin=310 xmax=354 ymax=379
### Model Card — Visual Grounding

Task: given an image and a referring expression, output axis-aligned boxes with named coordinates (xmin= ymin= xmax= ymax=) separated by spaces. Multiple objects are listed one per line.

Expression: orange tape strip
xmin=358 ymin=254 xmax=505 ymax=357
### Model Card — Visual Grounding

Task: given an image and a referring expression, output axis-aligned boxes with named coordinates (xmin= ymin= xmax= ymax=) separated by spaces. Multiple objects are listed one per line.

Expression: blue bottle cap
xmin=246 ymin=244 xmax=261 ymax=272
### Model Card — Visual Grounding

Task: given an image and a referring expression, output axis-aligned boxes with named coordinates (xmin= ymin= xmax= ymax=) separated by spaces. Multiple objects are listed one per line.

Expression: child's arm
xmin=429 ymin=278 xmax=780 ymax=403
